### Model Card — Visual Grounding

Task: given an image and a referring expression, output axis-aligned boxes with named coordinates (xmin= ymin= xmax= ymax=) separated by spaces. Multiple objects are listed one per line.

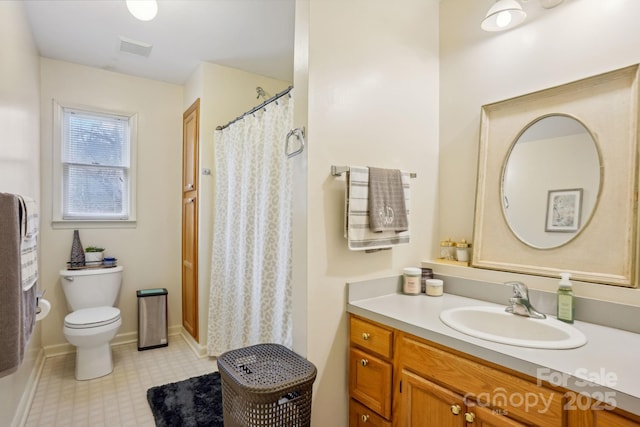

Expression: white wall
xmin=39 ymin=58 xmax=184 ymax=352
xmin=304 ymin=0 xmax=440 ymax=424
xmin=439 ymin=0 xmax=640 ymax=302
xmin=184 ymin=63 xmax=290 ymax=350
xmin=0 ymin=2 xmax=42 ymax=425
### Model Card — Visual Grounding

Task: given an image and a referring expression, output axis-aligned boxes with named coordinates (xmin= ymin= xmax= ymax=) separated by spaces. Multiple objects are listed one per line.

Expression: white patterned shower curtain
xmin=207 ymin=93 xmax=294 ymax=356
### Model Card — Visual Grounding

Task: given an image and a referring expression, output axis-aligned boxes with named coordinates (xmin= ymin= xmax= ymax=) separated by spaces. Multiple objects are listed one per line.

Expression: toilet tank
xmin=59 ymin=266 xmax=123 ymax=311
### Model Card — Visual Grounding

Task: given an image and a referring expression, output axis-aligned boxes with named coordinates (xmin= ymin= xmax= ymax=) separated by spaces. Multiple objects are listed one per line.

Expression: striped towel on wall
xmin=18 ymin=196 xmax=38 ymax=291
xmin=344 ymin=166 xmax=410 ymax=251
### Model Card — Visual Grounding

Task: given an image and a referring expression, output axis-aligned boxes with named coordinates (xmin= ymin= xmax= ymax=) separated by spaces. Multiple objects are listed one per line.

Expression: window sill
xmin=51 ymin=219 xmax=137 ymax=229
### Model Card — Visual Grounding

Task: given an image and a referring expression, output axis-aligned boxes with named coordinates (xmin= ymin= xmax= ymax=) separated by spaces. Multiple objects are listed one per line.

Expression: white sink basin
xmin=439 ymin=306 xmax=587 ymax=349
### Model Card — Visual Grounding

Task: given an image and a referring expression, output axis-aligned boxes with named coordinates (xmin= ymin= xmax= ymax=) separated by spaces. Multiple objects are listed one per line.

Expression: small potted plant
xmin=84 ymin=246 xmax=105 ymax=264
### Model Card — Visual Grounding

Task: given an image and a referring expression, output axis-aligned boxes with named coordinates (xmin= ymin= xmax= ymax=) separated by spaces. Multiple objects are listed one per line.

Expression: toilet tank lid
xmin=59 ymin=265 xmax=123 ymax=276
xmin=65 ymin=306 xmax=120 ymax=327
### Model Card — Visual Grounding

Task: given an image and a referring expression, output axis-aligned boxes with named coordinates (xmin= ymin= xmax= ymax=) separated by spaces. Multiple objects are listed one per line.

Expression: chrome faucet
xmin=505 ymin=281 xmax=546 ymax=319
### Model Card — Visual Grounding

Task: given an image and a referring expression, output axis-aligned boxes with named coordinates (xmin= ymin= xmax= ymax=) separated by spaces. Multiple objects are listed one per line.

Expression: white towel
xmin=18 ymin=196 xmax=38 ymax=291
xmin=344 ymin=166 xmax=410 ymax=251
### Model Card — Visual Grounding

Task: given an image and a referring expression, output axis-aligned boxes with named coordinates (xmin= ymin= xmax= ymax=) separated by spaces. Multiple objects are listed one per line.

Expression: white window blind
xmin=62 ymin=108 xmax=131 ymax=220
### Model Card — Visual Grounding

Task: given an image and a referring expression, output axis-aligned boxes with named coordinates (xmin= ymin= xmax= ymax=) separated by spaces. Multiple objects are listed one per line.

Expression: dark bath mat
xmin=147 ymin=371 xmax=223 ymax=427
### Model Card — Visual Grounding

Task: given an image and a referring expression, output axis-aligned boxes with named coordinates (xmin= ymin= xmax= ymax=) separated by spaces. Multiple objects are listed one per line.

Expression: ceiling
xmin=23 ymin=0 xmax=295 ymax=85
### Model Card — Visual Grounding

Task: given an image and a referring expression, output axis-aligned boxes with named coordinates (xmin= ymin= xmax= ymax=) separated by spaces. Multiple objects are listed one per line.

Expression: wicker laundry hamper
xmin=217 ymin=343 xmax=317 ymax=427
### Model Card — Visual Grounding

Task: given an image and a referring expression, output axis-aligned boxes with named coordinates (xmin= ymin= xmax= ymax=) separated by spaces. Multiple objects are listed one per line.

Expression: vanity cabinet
xmin=349 ymin=316 xmax=394 ymax=424
xmin=348 ymin=314 xmax=640 ymax=427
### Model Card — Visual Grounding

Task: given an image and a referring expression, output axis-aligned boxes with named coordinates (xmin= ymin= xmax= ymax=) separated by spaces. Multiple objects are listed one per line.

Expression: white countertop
xmin=347 ymin=292 xmax=640 ymax=416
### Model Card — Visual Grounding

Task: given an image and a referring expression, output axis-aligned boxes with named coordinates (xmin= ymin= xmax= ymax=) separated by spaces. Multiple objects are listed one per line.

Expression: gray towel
xmin=367 ymin=167 xmax=408 ymax=232
xmin=0 ymin=193 xmax=24 ymax=378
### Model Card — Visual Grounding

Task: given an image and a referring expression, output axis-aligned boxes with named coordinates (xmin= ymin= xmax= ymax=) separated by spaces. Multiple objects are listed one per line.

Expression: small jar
xmin=440 ymin=238 xmax=456 ymax=260
xmin=403 ymin=267 xmax=422 ymax=295
xmin=455 ymin=239 xmax=471 ymax=263
xmin=426 ymin=279 xmax=444 ymax=297
xmin=420 ymin=267 xmax=433 ymax=294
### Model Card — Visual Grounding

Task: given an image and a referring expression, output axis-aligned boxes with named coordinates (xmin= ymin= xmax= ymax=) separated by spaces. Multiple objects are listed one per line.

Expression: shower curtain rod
xmin=215 ymin=85 xmax=293 ymax=131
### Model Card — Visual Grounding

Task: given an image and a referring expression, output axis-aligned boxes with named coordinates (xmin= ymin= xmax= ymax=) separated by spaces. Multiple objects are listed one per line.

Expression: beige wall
xmin=39 ymin=59 xmax=184 ymax=352
xmin=0 ymin=2 xmax=42 ymax=425
xmin=304 ymin=0 xmax=440 ymax=424
xmin=439 ymin=0 xmax=640 ymax=303
xmin=184 ymin=63 xmax=290 ymax=349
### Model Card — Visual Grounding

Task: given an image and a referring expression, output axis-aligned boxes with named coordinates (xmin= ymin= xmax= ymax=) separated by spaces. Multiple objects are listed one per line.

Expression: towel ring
xmin=285 ymin=127 xmax=305 ymax=158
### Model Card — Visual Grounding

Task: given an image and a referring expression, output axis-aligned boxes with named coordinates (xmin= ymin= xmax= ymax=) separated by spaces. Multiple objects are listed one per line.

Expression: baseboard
xmin=12 ymin=348 xmax=45 ymax=427
xmin=43 ymin=341 xmax=74 ymax=357
xmin=44 ymin=326 xmax=184 ymax=357
xmin=179 ymin=327 xmax=208 ymax=358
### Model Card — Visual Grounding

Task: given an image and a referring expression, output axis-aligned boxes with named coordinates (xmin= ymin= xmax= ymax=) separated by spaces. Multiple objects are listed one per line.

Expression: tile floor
xmin=25 ymin=336 xmax=216 ymax=427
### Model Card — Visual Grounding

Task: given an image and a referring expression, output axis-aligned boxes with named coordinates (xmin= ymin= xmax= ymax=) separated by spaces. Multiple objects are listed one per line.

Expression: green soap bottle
xmin=557 ymin=272 xmax=574 ymax=324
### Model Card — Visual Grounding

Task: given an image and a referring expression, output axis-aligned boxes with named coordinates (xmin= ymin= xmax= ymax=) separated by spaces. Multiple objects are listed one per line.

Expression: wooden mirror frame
xmin=472 ymin=65 xmax=640 ymax=287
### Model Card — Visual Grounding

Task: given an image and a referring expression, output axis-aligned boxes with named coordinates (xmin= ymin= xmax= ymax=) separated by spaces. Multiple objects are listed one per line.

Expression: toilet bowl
xmin=63 ymin=306 xmax=122 ymax=380
xmin=60 ymin=266 xmax=123 ymax=380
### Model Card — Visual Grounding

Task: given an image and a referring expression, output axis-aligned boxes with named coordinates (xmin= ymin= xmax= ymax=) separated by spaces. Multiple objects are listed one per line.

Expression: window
xmin=53 ymin=102 xmax=137 ymax=226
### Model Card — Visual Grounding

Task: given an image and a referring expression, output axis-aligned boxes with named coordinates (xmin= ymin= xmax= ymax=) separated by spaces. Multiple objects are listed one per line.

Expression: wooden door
xmin=182 ymin=99 xmax=199 ymax=341
xmin=398 ymin=370 xmax=466 ymax=427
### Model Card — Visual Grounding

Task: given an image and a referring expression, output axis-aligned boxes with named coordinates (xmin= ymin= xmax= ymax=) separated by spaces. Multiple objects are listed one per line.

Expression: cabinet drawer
xmin=349 ymin=347 xmax=393 ymax=420
xmin=399 ymin=335 xmax=565 ymax=427
xmin=349 ymin=399 xmax=391 ymax=427
xmin=350 ymin=316 xmax=394 ymax=359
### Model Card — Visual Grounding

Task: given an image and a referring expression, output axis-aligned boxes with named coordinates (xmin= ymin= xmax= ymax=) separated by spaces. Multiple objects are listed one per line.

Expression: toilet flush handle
xmin=62 ymin=276 xmax=74 ymax=282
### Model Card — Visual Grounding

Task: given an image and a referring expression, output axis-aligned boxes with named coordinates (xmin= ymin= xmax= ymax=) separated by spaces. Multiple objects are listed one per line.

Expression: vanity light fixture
xmin=481 ymin=0 xmax=527 ymax=32
xmin=126 ymin=0 xmax=158 ymax=22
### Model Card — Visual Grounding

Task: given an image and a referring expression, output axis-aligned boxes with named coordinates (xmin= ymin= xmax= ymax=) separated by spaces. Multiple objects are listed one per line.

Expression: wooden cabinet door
xmin=398 ymin=369 xmax=466 ymax=427
xmin=182 ymin=99 xmax=199 ymax=193
xmin=349 ymin=347 xmax=393 ymax=420
xmin=181 ymin=193 xmax=198 ymax=339
xmin=181 ymin=98 xmax=199 ymax=341
xmin=398 ymin=370 xmax=530 ymax=427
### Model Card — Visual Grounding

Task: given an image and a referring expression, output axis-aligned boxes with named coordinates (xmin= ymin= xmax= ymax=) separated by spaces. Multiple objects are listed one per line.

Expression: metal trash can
xmin=137 ymin=288 xmax=168 ymax=351
xmin=217 ymin=343 xmax=317 ymax=427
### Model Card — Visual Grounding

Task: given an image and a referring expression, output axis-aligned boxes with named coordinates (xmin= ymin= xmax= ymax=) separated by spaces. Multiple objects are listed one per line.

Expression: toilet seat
xmin=65 ymin=306 xmax=121 ymax=329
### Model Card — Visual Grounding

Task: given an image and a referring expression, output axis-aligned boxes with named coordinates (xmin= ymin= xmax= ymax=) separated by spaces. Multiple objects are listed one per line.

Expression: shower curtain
xmin=207 ymin=93 xmax=294 ymax=356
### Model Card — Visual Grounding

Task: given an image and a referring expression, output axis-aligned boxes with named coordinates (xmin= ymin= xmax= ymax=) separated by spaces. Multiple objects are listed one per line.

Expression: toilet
xmin=59 ymin=266 xmax=123 ymax=380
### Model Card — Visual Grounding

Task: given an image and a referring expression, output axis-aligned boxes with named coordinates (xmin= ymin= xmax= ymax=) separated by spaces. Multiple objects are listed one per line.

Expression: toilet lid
xmin=65 ymin=306 xmax=121 ymax=329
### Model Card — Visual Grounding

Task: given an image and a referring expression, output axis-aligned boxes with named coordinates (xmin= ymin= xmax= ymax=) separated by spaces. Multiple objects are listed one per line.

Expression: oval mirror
xmin=501 ymin=114 xmax=601 ymax=249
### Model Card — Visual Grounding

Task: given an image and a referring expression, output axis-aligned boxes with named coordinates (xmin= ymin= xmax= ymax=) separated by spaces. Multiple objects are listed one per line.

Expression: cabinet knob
xmin=361 ymin=414 xmax=370 ymax=423
xmin=450 ymin=404 xmax=461 ymax=415
xmin=464 ymin=412 xmax=476 ymax=423
xmin=360 ymin=359 xmax=369 ymax=367
xmin=187 ymin=183 xmax=194 ymax=189
xmin=362 ymin=332 xmax=371 ymax=341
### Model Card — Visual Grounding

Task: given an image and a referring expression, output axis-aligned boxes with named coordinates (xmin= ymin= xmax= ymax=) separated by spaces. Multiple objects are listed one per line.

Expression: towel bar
xmin=331 ymin=165 xmax=417 ymax=178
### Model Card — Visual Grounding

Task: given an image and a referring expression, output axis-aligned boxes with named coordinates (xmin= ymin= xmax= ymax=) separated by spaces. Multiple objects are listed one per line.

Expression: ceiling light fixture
xmin=481 ymin=0 xmax=527 ymax=32
xmin=126 ymin=0 xmax=158 ymax=22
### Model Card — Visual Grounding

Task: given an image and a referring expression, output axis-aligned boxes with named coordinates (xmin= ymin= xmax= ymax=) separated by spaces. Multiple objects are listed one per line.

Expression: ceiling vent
xmin=119 ymin=36 xmax=152 ymax=57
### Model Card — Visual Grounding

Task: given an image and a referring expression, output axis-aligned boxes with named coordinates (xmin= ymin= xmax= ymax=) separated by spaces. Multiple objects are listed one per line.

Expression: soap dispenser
xmin=557 ymin=272 xmax=575 ymax=324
